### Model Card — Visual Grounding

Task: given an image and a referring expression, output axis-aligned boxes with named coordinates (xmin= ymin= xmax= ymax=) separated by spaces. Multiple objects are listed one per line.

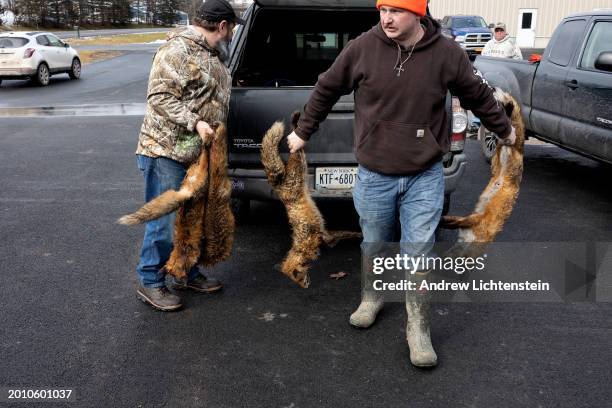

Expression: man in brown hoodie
xmin=287 ymin=0 xmax=516 ymax=367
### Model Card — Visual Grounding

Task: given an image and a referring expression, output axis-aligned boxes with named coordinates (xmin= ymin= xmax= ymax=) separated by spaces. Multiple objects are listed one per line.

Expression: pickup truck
xmin=440 ymin=15 xmax=492 ymax=58
xmin=226 ymin=0 xmax=468 ymax=220
xmin=474 ymin=10 xmax=612 ymax=164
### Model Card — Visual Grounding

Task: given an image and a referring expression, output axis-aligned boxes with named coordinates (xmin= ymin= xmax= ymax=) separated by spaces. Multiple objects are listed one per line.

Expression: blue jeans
xmin=135 ymin=155 xmax=200 ymax=288
xmin=352 ymin=161 xmax=444 ymax=259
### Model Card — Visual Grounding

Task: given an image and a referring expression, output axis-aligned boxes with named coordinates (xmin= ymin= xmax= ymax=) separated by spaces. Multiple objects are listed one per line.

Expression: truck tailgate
xmin=228 ymin=88 xmax=355 ymax=167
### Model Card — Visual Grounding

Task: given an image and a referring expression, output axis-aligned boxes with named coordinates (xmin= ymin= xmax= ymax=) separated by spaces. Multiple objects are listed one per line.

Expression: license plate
xmin=315 ymin=167 xmax=357 ymax=190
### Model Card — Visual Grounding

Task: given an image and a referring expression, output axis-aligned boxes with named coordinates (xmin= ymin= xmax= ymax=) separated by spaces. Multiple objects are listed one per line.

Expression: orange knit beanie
xmin=376 ymin=0 xmax=427 ymax=17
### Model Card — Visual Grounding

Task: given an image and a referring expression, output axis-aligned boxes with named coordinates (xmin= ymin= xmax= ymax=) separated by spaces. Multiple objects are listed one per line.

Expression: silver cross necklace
xmin=394 ymin=42 xmax=417 ymax=77
xmin=393 ymin=25 xmax=425 ymax=77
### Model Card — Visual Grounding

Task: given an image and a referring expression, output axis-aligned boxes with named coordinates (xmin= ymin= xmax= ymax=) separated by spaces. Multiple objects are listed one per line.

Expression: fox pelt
xmin=440 ymin=88 xmax=525 ymax=248
xmin=261 ymin=113 xmax=362 ymax=288
xmin=118 ymin=122 xmax=234 ymax=279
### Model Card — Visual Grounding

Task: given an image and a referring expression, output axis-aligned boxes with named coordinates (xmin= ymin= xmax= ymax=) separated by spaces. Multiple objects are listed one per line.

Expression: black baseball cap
xmin=196 ymin=0 xmax=246 ymax=25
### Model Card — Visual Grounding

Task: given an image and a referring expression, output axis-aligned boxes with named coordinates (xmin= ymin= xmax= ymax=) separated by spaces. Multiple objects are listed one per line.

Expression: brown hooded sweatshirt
xmin=295 ymin=17 xmax=511 ymax=175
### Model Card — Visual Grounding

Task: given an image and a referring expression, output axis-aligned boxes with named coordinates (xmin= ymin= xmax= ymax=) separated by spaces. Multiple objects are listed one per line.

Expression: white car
xmin=0 ymin=32 xmax=81 ymax=86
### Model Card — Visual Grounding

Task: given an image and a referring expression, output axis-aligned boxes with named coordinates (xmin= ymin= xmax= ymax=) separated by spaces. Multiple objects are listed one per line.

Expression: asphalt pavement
xmin=1 ymin=52 xmax=612 ymax=408
xmin=0 ymin=45 xmax=157 ymax=108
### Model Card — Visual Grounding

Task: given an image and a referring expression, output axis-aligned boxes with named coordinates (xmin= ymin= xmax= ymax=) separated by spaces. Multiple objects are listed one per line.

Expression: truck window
xmin=234 ymin=9 xmax=378 ymax=87
xmin=451 ymin=17 xmax=487 ymax=29
xmin=580 ymin=21 xmax=612 ymax=71
xmin=548 ymin=19 xmax=586 ymax=67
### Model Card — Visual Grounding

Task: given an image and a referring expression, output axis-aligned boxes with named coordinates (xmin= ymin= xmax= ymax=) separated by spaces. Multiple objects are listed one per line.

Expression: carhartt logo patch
xmin=416 ymin=129 xmax=425 ymax=138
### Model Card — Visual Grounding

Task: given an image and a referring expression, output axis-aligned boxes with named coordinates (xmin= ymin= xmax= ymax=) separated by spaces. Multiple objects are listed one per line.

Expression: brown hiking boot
xmin=136 ymin=286 xmax=182 ymax=311
xmin=171 ymin=274 xmax=223 ymax=293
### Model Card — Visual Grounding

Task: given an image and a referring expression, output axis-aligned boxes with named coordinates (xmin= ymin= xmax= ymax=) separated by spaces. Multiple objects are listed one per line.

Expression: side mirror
xmin=64 ymin=43 xmax=70 ymax=48
xmin=488 ymin=23 xmax=495 ymax=29
xmin=594 ymin=51 xmax=612 ymax=72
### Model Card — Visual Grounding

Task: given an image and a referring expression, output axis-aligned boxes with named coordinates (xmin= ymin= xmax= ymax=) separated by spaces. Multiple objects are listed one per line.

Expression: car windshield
xmin=452 ymin=17 xmax=488 ymax=29
xmin=0 ymin=37 xmax=29 ymax=48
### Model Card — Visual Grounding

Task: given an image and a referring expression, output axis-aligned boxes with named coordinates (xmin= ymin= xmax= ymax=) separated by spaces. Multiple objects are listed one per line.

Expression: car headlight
xmin=454 ymin=36 xmax=465 ymax=42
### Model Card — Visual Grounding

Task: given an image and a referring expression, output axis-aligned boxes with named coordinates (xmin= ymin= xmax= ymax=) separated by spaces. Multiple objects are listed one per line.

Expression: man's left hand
xmin=497 ymin=126 xmax=516 ymax=146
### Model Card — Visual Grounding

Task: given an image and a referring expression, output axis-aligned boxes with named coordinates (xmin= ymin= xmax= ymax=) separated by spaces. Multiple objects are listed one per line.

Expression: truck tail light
xmin=23 ymin=48 xmax=35 ymax=58
xmin=451 ymin=97 xmax=467 ymax=152
xmin=451 ymin=131 xmax=466 ymax=152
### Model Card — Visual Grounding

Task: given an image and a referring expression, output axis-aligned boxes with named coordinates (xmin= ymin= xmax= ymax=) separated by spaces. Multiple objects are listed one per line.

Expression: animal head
xmin=493 ymin=88 xmax=525 ymax=150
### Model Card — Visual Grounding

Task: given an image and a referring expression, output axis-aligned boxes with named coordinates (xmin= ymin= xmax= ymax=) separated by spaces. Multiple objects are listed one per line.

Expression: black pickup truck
xmin=474 ymin=11 xmax=612 ymax=164
xmin=226 ymin=0 xmax=468 ymax=219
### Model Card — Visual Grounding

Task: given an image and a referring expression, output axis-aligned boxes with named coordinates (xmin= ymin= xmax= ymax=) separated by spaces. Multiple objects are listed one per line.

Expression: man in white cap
xmin=482 ymin=22 xmax=523 ymax=59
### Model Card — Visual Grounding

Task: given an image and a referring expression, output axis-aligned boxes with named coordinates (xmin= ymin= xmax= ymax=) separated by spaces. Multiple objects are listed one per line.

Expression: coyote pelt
xmin=118 ymin=122 xmax=234 ymax=278
xmin=261 ymin=114 xmax=361 ymax=288
xmin=440 ymin=89 xmax=525 ymax=248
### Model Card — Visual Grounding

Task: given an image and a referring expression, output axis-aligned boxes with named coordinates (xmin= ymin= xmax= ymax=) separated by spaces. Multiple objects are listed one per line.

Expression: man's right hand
xmin=287 ymin=131 xmax=306 ymax=153
xmin=196 ymin=120 xmax=215 ymax=145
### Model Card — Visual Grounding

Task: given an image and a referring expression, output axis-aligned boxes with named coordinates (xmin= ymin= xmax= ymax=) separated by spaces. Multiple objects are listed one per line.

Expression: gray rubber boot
xmin=405 ymin=273 xmax=437 ymax=367
xmin=349 ymin=293 xmax=384 ymax=328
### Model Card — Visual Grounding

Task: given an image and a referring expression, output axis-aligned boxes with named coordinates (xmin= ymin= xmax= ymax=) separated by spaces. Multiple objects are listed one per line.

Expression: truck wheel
xmin=231 ymin=198 xmax=250 ymax=224
xmin=479 ymin=125 xmax=497 ymax=163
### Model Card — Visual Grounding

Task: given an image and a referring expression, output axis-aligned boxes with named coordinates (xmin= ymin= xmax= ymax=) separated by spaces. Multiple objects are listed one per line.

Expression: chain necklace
xmin=393 ymin=42 xmax=416 ymax=77
xmin=393 ymin=25 xmax=424 ymax=77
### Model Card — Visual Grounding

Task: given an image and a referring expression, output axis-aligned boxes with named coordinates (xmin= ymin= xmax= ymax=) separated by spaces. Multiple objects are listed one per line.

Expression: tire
xmin=69 ymin=58 xmax=81 ymax=79
xmin=479 ymin=125 xmax=497 ymax=163
xmin=231 ymin=198 xmax=250 ymax=225
xmin=34 ymin=63 xmax=50 ymax=86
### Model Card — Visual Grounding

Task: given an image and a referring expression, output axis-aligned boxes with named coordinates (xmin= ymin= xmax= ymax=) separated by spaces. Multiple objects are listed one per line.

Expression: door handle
xmin=565 ymin=79 xmax=579 ymax=90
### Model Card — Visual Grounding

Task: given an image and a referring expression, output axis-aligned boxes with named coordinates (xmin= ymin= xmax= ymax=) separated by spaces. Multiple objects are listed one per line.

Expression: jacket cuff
xmin=495 ymin=125 xmax=512 ymax=139
xmin=187 ymin=114 xmax=201 ymax=133
xmin=294 ymin=125 xmax=311 ymax=141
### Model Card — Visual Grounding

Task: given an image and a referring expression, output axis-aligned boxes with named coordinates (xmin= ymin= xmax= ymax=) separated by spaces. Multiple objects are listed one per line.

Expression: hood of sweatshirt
xmin=493 ymin=34 xmax=512 ymax=44
xmin=372 ymin=16 xmax=442 ymax=52
xmin=167 ymin=26 xmax=219 ymax=55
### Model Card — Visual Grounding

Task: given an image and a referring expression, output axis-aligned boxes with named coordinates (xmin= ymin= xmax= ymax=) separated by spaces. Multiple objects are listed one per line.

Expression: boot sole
xmin=136 ymin=289 xmax=182 ymax=312
xmin=172 ymin=283 xmax=223 ymax=293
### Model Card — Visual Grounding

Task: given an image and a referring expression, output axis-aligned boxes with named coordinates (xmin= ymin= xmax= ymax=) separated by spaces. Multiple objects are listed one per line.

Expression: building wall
xmin=430 ymin=0 xmax=612 ymax=48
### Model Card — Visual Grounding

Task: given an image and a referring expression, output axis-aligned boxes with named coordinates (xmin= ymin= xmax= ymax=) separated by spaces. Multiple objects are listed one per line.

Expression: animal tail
xmin=439 ymin=214 xmax=483 ymax=230
xmin=261 ymin=121 xmax=287 ymax=186
xmin=322 ymin=230 xmax=363 ymax=247
xmin=117 ymin=188 xmax=192 ymax=225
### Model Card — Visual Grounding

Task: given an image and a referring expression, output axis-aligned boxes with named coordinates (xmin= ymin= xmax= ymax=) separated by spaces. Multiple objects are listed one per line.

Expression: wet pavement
xmin=0 ymin=103 xmax=145 ymax=118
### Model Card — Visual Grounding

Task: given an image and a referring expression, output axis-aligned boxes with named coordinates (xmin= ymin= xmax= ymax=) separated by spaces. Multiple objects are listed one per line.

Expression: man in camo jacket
xmin=133 ymin=0 xmax=244 ymax=311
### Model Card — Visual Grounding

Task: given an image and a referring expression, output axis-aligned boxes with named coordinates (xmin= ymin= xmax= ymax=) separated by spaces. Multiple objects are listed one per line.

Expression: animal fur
xmin=118 ymin=122 xmax=234 ymax=278
xmin=440 ymin=89 xmax=525 ymax=247
xmin=261 ymin=113 xmax=361 ymax=288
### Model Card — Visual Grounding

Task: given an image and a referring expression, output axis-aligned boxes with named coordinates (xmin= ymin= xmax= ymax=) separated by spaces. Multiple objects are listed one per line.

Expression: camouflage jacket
xmin=136 ymin=26 xmax=231 ymax=165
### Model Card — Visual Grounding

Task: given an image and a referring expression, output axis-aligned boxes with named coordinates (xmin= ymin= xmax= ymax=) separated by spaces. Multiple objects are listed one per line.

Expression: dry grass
xmin=67 ymin=32 xmax=166 ymax=46
xmin=78 ymin=50 xmax=125 ymax=64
